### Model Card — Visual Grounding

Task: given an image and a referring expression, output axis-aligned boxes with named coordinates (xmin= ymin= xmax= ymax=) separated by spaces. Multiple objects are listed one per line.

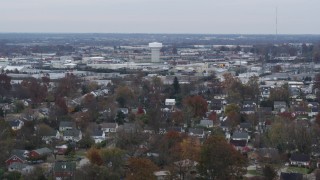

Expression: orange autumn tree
xmin=86 ymin=147 xmax=103 ymax=166
xmin=179 ymin=137 xmax=201 ymax=161
xmin=198 ymin=136 xmax=247 ymax=179
xmin=183 ymin=95 xmax=208 ymax=118
xmin=126 ymin=157 xmax=158 ymax=180
xmin=171 ymin=110 xmax=184 ymax=125
xmin=157 ymin=131 xmax=186 ymax=165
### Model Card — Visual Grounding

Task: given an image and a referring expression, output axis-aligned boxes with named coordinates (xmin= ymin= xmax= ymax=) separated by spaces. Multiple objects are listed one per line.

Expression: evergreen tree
xmin=172 ymin=76 xmax=180 ymax=95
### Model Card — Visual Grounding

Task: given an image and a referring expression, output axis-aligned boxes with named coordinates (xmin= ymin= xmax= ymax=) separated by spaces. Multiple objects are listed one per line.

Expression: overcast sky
xmin=0 ymin=0 xmax=319 ymax=34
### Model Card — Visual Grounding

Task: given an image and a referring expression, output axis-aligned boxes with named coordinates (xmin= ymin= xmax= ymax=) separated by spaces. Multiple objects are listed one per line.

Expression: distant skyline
xmin=0 ymin=0 xmax=319 ymax=34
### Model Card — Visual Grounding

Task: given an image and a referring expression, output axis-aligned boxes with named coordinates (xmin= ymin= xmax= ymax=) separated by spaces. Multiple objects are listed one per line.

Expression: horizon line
xmin=0 ymin=32 xmax=320 ymax=36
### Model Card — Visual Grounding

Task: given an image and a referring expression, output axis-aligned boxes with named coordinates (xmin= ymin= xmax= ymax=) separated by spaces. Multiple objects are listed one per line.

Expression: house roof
xmin=154 ymin=170 xmax=170 ymax=177
xmin=242 ymin=101 xmax=255 ymax=106
xmin=91 ymin=129 xmax=104 ymax=136
xmin=59 ymin=121 xmax=75 ymax=128
xmin=189 ymin=128 xmax=204 ymax=135
xmin=257 ymin=148 xmax=279 ymax=158
xmin=290 ymin=153 xmax=310 ymax=162
xmin=307 ymin=102 xmax=319 ymax=107
xmin=232 ymin=132 xmax=249 ymax=140
xmin=6 ymin=150 xmax=29 ymax=162
xmin=41 ymin=127 xmax=57 ymax=137
xmin=280 ymin=172 xmax=303 ymax=180
xmin=9 ymin=120 xmax=22 ymax=127
xmin=212 ymin=106 xmax=222 ymax=110
xmin=8 ymin=162 xmax=28 ymax=171
xmin=211 ymin=99 xmax=222 ymax=104
xmin=240 ymin=122 xmax=251 ymax=129
xmin=293 ymin=106 xmax=307 ymax=112
xmin=274 ymin=101 xmax=287 ymax=106
xmin=54 ymin=161 xmax=76 ymax=172
xmin=165 ymin=99 xmax=176 ymax=103
xmin=118 ymin=108 xmax=129 ymax=114
xmin=199 ymin=120 xmax=213 ymax=126
xmin=241 ymin=107 xmax=255 ymax=112
xmin=33 ymin=147 xmax=52 ymax=155
xmin=174 ymin=159 xmax=198 ymax=168
xmin=100 ymin=122 xmax=117 ymax=129
xmin=63 ymin=129 xmax=81 ymax=137
xmin=119 ymin=123 xmax=140 ymax=133
xmin=167 ymin=126 xmax=184 ymax=133
xmin=259 ymin=107 xmax=273 ymax=113
xmin=230 ymin=139 xmax=247 ymax=147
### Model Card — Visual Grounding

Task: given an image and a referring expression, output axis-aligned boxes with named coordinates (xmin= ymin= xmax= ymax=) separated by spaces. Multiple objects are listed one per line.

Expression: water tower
xmin=149 ymin=42 xmax=162 ymax=63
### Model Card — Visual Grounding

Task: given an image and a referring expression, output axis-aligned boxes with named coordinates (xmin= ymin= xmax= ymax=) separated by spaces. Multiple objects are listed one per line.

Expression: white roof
xmin=154 ymin=170 xmax=170 ymax=176
xmin=165 ymin=99 xmax=176 ymax=103
xmin=3 ymin=66 xmax=25 ymax=71
xmin=64 ymin=63 xmax=77 ymax=66
xmin=149 ymin=42 xmax=163 ymax=48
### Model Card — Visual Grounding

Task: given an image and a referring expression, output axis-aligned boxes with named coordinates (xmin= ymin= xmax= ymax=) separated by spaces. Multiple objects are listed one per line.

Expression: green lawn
xmin=247 ymin=170 xmax=263 ymax=176
xmin=287 ymin=166 xmax=309 ymax=174
xmin=75 ymin=149 xmax=87 ymax=157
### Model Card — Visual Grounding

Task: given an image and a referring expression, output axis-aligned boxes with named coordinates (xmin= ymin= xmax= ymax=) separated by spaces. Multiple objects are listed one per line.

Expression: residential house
xmin=212 ymin=106 xmax=223 ymax=114
xmin=38 ymin=108 xmax=49 ymax=117
xmin=174 ymin=159 xmax=198 ymax=180
xmin=260 ymin=86 xmax=271 ymax=98
xmin=154 ymin=170 xmax=171 ymax=180
xmin=306 ymin=94 xmax=317 ymax=101
xmin=199 ymin=119 xmax=214 ymax=128
xmin=280 ymin=172 xmax=303 ymax=180
xmin=5 ymin=150 xmax=29 ymax=166
xmin=100 ymin=122 xmax=118 ymax=133
xmin=118 ymin=108 xmax=129 ymax=115
xmin=289 ymin=153 xmax=310 ymax=167
xmin=53 ymin=161 xmax=76 ymax=180
xmin=41 ymin=128 xmax=60 ymax=143
xmin=259 ymin=107 xmax=273 ymax=115
xmin=274 ymin=101 xmax=287 ymax=112
xmin=118 ymin=123 xmax=141 ymax=133
xmin=211 ymin=99 xmax=223 ymax=107
xmin=311 ymin=144 xmax=320 ymax=157
xmin=9 ymin=120 xmax=24 ymax=130
xmin=307 ymin=102 xmax=319 ymax=108
xmin=229 ymin=139 xmax=248 ymax=152
xmin=242 ymin=101 xmax=256 ymax=108
xmin=59 ymin=121 xmax=75 ymax=132
xmin=91 ymin=129 xmax=106 ymax=143
xmin=292 ymin=106 xmax=307 ymax=116
xmin=8 ymin=162 xmax=34 ymax=174
xmin=211 ymin=99 xmax=223 ymax=114
xmin=165 ymin=99 xmax=176 ymax=106
xmin=254 ymin=148 xmax=280 ymax=163
xmin=239 ymin=122 xmax=251 ymax=132
xmin=131 ymin=107 xmax=146 ymax=115
xmin=63 ymin=129 xmax=82 ymax=142
xmin=167 ymin=126 xmax=185 ymax=133
xmin=143 ymin=126 xmax=155 ymax=134
xmin=231 ymin=132 xmax=250 ymax=142
xmin=220 ymin=117 xmax=231 ymax=132
xmin=308 ymin=107 xmax=319 ymax=117
xmin=29 ymin=147 xmax=52 ymax=159
xmin=54 ymin=145 xmax=68 ymax=155
xmin=240 ymin=107 xmax=255 ymax=114
xmin=188 ymin=128 xmax=205 ymax=138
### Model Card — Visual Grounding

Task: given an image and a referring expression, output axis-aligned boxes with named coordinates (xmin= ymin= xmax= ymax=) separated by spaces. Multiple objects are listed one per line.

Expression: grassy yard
xmin=75 ymin=149 xmax=87 ymax=157
xmin=247 ymin=170 xmax=263 ymax=176
xmin=286 ymin=166 xmax=309 ymax=174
